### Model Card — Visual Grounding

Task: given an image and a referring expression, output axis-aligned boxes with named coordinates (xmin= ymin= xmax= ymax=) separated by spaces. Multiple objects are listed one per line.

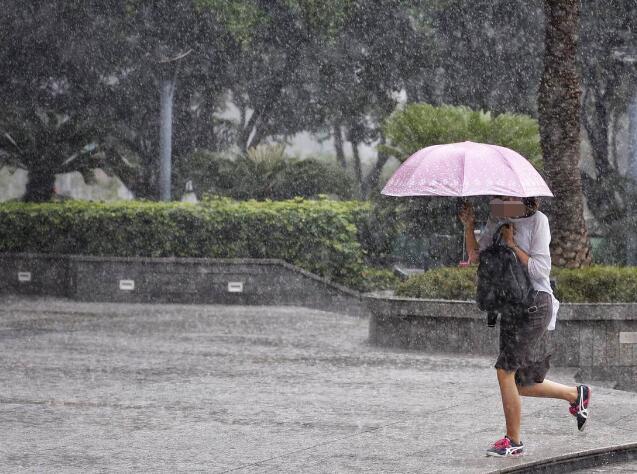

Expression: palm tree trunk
xmin=24 ymin=166 xmax=56 ymax=202
xmin=538 ymin=0 xmax=592 ymax=268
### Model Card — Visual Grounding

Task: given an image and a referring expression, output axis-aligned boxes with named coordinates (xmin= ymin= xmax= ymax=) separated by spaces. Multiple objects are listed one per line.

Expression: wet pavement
xmin=1 ymin=296 xmax=636 ymax=473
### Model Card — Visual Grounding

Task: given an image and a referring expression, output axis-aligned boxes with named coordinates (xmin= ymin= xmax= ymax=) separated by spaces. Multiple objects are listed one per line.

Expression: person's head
xmin=521 ymin=197 xmax=539 ymax=215
xmin=490 ymin=196 xmax=539 ymax=218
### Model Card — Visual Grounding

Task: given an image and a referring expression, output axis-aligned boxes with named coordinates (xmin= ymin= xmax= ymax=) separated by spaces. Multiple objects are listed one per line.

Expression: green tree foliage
xmin=0 ymin=109 xmax=106 ymax=202
xmin=578 ymin=0 xmax=637 ymax=245
xmin=403 ymin=0 xmax=544 ymax=116
xmin=0 ymin=0 xmax=238 ymax=201
xmin=382 ymin=103 xmax=542 ymax=168
xmin=0 ymin=1 xmax=133 ymax=201
xmin=98 ymin=0 xmax=238 ymax=199
xmin=198 ymin=0 xmax=415 ymax=198
xmin=1 ymin=0 xmax=634 ymax=260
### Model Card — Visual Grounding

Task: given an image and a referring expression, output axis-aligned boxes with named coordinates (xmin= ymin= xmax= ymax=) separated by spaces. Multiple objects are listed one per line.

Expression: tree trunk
xmin=362 ymin=133 xmax=389 ymax=199
xmin=333 ymin=122 xmax=347 ymax=169
xmin=351 ymin=139 xmax=363 ymax=193
xmin=24 ymin=167 xmax=56 ymax=202
xmin=159 ymin=77 xmax=176 ymax=201
xmin=538 ymin=0 xmax=592 ymax=268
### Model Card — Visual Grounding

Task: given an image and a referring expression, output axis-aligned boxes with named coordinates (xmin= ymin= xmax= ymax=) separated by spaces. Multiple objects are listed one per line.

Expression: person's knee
xmin=496 ymin=367 xmax=516 ymax=381
xmin=496 ymin=367 xmax=515 ymax=376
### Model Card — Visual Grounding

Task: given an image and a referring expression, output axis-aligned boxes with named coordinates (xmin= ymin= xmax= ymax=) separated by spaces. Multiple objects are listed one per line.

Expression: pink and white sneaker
xmin=485 ymin=435 xmax=525 ymax=457
xmin=569 ymin=384 xmax=591 ymax=431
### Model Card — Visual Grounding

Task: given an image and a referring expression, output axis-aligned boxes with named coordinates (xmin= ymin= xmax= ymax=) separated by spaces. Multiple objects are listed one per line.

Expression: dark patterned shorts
xmin=495 ymin=291 xmax=553 ymax=386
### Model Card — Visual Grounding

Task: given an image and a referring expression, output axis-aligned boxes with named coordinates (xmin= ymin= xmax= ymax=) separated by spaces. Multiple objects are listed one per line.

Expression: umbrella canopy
xmin=381 ymin=141 xmax=553 ymax=198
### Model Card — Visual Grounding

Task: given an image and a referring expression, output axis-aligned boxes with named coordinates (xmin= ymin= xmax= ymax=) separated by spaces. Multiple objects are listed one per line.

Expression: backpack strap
xmin=492 ymin=222 xmax=511 ymax=246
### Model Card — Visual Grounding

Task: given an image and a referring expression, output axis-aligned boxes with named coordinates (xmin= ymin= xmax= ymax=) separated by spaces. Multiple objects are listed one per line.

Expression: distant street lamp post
xmin=159 ymin=78 xmax=175 ymax=201
xmin=157 ymin=49 xmax=192 ymax=202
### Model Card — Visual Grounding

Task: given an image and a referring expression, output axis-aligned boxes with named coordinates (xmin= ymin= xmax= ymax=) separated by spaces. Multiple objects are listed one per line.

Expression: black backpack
xmin=476 ymin=223 xmax=536 ymax=314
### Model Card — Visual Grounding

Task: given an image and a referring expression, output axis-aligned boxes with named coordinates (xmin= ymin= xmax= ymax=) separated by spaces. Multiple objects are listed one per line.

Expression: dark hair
xmin=522 ymin=197 xmax=539 ymax=216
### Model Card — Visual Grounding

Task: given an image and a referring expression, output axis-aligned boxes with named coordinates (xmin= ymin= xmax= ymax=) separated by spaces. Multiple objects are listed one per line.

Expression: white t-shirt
xmin=478 ymin=210 xmax=560 ymax=330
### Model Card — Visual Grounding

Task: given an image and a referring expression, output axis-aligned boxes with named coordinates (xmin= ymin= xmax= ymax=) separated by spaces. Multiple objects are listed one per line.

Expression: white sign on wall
xmin=18 ymin=272 xmax=31 ymax=282
xmin=619 ymin=332 xmax=637 ymax=344
xmin=119 ymin=280 xmax=135 ymax=291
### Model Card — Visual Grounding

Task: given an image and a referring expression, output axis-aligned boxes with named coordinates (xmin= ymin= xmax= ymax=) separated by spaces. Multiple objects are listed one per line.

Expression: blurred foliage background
xmin=2 ymin=0 xmax=637 ymax=290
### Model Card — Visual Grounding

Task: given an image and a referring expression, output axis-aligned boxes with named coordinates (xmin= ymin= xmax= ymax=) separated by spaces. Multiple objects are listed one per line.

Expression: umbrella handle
xmin=457 ymin=197 xmax=468 ymax=261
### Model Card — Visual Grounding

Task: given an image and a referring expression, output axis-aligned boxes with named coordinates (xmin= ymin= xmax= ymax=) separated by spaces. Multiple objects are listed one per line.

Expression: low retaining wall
xmin=367 ymin=296 xmax=637 ymax=391
xmin=0 ymin=253 xmax=366 ymax=317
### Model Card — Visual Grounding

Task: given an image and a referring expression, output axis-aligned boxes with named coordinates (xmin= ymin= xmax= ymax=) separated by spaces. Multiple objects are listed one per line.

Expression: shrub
xmin=551 ymin=265 xmax=637 ymax=303
xmin=0 ymin=198 xmax=371 ymax=286
xmin=270 ymin=158 xmax=355 ymax=200
xmin=355 ymin=196 xmax=405 ymax=265
xmin=343 ymin=266 xmax=401 ymax=293
xmin=173 ymin=146 xmax=355 ymax=201
xmin=172 ymin=150 xmax=237 ymax=197
xmin=228 ymin=145 xmax=289 ymax=200
xmin=396 ymin=266 xmax=478 ymax=300
xmin=590 ymin=214 xmax=637 ymax=266
xmin=395 ymin=265 xmax=637 ymax=303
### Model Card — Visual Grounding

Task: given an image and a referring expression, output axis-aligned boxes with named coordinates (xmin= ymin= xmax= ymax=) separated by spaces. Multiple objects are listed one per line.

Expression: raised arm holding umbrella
xmin=382 ymin=141 xmax=591 ymax=458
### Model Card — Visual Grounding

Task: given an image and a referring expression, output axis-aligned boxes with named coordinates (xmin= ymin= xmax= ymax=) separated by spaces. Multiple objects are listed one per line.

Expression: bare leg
xmin=517 ymin=379 xmax=577 ymax=404
xmin=497 ymin=368 xmax=522 ymax=444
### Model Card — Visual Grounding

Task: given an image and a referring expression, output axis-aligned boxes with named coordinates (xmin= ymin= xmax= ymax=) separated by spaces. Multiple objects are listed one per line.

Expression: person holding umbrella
xmin=382 ymin=141 xmax=591 ymax=458
xmin=459 ymin=196 xmax=591 ymax=457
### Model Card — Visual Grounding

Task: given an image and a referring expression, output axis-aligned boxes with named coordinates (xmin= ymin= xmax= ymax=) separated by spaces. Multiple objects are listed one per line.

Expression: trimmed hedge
xmin=351 ymin=267 xmax=401 ymax=293
xmin=552 ymin=266 xmax=637 ymax=303
xmin=0 ymin=198 xmax=372 ymax=287
xmin=396 ymin=265 xmax=637 ymax=303
xmin=396 ymin=267 xmax=478 ymax=300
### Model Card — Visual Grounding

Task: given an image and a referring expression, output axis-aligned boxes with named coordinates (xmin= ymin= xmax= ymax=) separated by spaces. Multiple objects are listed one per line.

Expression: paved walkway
xmin=1 ymin=296 xmax=636 ymax=473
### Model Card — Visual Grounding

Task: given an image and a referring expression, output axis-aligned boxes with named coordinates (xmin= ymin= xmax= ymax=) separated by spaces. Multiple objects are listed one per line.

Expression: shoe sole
xmin=486 ymin=451 xmax=525 ymax=458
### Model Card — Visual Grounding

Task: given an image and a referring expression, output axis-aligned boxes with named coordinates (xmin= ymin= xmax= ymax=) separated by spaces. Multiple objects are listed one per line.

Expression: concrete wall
xmin=367 ymin=296 xmax=637 ymax=391
xmin=0 ymin=253 xmax=366 ymax=317
xmin=0 ymin=253 xmax=71 ymax=297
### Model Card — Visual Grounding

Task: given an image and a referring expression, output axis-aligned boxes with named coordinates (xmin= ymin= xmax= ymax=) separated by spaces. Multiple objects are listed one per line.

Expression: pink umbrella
xmin=381 ymin=141 xmax=553 ymax=198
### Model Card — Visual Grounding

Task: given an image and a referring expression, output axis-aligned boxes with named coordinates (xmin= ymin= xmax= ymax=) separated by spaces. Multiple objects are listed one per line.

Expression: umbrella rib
xmin=491 ymin=145 xmax=527 ymax=197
